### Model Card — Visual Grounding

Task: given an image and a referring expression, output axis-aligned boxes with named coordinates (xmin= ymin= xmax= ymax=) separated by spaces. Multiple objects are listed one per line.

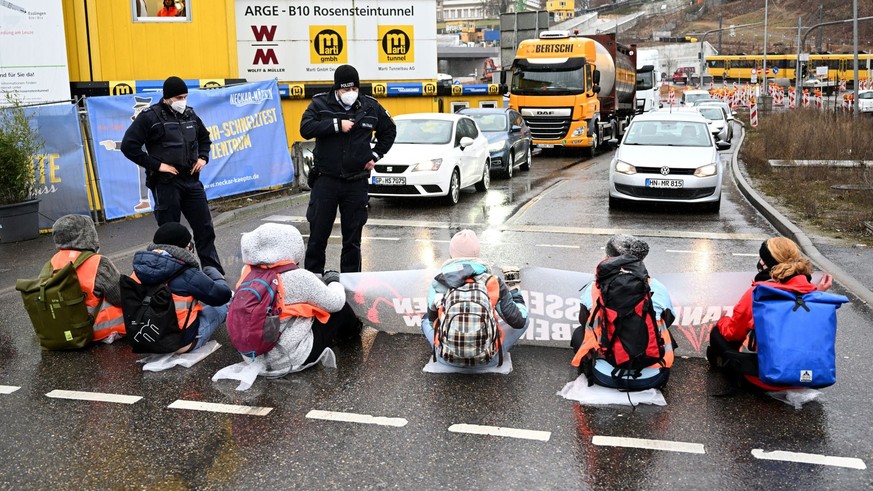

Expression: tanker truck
xmin=508 ymin=31 xmax=637 ymax=156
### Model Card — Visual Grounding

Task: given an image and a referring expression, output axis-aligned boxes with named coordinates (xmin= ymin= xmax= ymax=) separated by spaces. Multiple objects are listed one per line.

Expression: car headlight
xmin=488 ymin=141 xmax=506 ymax=152
xmin=694 ymin=163 xmax=718 ymax=177
xmin=412 ymin=158 xmax=443 ymax=172
xmin=571 ymin=127 xmax=586 ymax=137
xmin=615 ymin=160 xmax=636 ymax=175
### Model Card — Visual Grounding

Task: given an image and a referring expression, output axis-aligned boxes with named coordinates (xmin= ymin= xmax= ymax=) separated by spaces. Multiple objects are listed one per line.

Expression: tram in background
xmin=705 ymin=53 xmax=873 ymax=84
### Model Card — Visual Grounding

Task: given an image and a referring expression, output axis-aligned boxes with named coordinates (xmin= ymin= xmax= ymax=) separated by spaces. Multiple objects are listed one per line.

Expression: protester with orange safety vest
xmin=707 ymin=237 xmax=833 ymax=391
xmin=571 ymin=235 xmax=676 ymax=390
xmin=235 ymin=223 xmax=362 ymax=375
xmin=49 ymin=214 xmax=126 ymax=343
xmin=131 ymin=223 xmax=231 ymax=354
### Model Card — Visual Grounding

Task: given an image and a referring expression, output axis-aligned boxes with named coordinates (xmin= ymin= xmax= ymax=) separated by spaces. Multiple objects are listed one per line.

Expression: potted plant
xmin=0 ymin=94 xmax=43 ymax=242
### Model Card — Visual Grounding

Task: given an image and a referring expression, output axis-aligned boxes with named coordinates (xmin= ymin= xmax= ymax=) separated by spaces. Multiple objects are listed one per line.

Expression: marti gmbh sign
xmin=236 ymin=0 xmax=437 ymax=82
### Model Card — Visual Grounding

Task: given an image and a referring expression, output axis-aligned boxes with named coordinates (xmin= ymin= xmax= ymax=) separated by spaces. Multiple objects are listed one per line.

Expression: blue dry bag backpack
xmin=752 ymin=283 xmax=849 ymax=388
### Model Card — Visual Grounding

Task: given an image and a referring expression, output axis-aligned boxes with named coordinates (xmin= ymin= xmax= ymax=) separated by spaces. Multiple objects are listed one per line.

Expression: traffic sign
xmin=772 ymin=67 xmax=779 ymax=74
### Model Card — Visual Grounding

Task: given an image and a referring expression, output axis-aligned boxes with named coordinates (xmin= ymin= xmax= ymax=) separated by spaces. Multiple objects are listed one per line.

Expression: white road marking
xmin=46 ymin=390 xmax=141 ymax=404
xmin=306 ymin=409 xmax=407 ymax=427
xmin=535 ymin=244 xmax=580 ymax=249
xmin=448 ymin=423 xmax=551 ymax=442
xmin=364 ymin=237 xmax=400 ymax=241
xmin=417 ymin=239 xmax=450 ymax=243
xmin=666 ymin=249 xmax=704 ymax=254
xmin=732 ymin=253 xmax=759 ymax=257
xmin=168 ymin=400 xmax=272 ymax=416
xmin=751 ymin=449 xmax=867 ymax=470
xmin=592 ymin=436 xmax=705 ymax=454
xmin=0 ymin=385 xmax=21 ymax=394
xmin=261 ymin=214 xmax=767 ymax=241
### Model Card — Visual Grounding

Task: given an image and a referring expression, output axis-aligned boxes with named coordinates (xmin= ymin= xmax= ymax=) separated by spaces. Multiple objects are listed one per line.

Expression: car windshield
xmin=468 ymin=113 xmax=507 ymax=132
xmin=698 ymin=108 xmax=724 ymax=120
xmin=393 ymin=119 xmax=454 ymax=145
xmin=859 ymin=92 xmax=873 ymax=100
xmin=685 ymin=93 xmax=711 ymax=104
xmin=624 ymin=121 xmax=712 ymax=147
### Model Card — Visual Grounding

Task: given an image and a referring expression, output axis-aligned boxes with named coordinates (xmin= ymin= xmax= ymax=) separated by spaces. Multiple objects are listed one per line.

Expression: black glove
xmin=322 ymin=270 xmax=340 ymax=285
xmin=510 ymin=288 xmax=525 ymax=305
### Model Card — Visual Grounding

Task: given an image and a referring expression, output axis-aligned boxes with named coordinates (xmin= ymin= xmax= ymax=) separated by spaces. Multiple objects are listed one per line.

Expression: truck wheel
xmin=584 ymin=130 xmax=599 ymax=158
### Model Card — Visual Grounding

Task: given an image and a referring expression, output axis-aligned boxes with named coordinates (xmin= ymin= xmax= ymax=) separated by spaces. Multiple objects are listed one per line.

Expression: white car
xmin=681 ymin=89 xmax=714 ymax=107
xmin=609 ymin=111 xmax=731 ymax=212
xmin=368 ymin=113 xmax=491 ymax=205
xmin=859 ymin=90 xmax=873 ymax=114
xmin=696 ymin=105 xmax=733 ymax=143
xmin=696 ymin=100 xmax=737 ymax=123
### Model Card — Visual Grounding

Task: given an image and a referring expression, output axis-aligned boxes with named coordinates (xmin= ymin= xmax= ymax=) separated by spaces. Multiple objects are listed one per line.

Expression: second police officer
xmin=300 ymin=65 xmax=396 ymax=274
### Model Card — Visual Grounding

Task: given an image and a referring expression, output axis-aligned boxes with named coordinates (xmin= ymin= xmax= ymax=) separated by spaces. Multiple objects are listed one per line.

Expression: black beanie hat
xmin=154 ymin=222 xmax=192 ymax=249
xmin=163 ymin=76 xmax=188 ymax=99
xmin=334 ymin=65 xmax=360 ymax=90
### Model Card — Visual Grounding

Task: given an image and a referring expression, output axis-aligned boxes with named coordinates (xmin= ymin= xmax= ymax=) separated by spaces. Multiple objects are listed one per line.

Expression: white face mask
xmin=340 ymin=90 xmax=358 ymax=106
xmin=170 ymin=100 xmax=187 ymax=113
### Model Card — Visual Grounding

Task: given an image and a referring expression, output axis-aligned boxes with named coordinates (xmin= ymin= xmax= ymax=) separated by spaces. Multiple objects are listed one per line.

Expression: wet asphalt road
xmin=1 ymin=127 xmax=872 ymax=489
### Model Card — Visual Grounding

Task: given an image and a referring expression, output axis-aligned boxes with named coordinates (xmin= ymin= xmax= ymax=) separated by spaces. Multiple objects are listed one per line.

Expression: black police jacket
xmin=121 ymin=102 xmax=211 ymax=175
xmin=300 ymin=92 xmax=396 ymax=180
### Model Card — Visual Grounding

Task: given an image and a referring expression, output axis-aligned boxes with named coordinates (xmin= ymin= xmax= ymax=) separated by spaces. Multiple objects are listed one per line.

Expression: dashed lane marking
xmin=732 ymin=253 xmax=759 ymax=257
xmin=46 ymin=390 xmax=141 ymax=404
xmin=306 ymin=409 xmax=408 ymax=427
xmin=262 ymin=215 xmax=767 ymax=242
xmin=592 ymin=436 xmax=705 ymax=454
xmin=535 ymin=244 xmax=580 ymax=249
xmin=751 ymin=449 xmax=867 ymax=470
xmin=448 ymin=423 xmax=551 ymax=442
xmin=365 ymin=237 xmax=400 ymax=241
xmin=0 ymin=385 xmax=21 ymax=394
xmin=168 ymin=400 xmax=273 ymax=416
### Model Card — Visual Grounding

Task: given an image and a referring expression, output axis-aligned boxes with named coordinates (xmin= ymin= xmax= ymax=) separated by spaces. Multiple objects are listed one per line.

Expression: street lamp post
xmin=762 ymin=0 xmax=769 ymax=88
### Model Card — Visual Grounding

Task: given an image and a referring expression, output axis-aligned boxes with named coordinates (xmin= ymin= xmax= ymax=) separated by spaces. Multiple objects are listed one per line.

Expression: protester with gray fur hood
xmin=237 ymin=223 xmax=361 ymax=375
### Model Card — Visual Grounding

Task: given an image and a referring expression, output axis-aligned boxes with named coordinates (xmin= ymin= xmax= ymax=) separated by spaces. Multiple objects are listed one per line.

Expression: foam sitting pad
xmin=138 ymin=340 xmax=221 ymax=372
xmin=423 ymin=352 xmax=513 ymax=374
xmin=212 ymin=348 xmax=337 ymax=391
xmin=557 ymin=373 xmax=667 ymax=406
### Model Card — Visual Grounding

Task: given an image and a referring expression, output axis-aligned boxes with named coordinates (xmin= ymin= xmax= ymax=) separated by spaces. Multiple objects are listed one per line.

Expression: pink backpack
xmin=227 ymin=263 xmax=297 ymax=360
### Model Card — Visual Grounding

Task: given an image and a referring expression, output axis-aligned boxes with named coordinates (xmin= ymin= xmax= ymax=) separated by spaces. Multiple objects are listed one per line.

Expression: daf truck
xmin=508 ymin=31 xmax=637 ymax=156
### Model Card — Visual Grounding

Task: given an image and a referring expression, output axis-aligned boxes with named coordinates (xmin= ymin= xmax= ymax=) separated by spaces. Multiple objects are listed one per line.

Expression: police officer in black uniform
xmin=121 ymin=76 xmax=224 ymax=274
xmin=300 ymin=65 xmax=396 ymax=273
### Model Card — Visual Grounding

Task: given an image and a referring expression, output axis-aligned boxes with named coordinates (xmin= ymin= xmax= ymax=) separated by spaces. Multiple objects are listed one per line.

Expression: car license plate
xmin=538 ymin=144 xmax=555 ymax=148
xmin=646 ymin=179 xmax=683 ymax=189
xmin=372 ymin=176 xmax=406 ymax=185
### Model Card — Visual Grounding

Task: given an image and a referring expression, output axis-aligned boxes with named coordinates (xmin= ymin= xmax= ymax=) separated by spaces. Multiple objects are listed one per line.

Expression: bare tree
xmin=484 ymin=0 xmax=516 ymax=18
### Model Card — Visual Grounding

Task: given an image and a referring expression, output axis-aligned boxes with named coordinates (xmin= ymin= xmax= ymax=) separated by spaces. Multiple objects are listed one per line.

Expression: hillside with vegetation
xmin=615 ymin=0 xmax=873 ymax=54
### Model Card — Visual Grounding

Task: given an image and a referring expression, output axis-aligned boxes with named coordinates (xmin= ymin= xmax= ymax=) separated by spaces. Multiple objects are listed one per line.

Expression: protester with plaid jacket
xmin=421 ymin=230 xmax=529 ymax=368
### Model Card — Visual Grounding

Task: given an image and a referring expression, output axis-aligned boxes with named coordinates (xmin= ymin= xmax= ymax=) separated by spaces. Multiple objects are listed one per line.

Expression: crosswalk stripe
xmin=448 ymin=423 xmax=551 ymax=441
xmin=306 ymin=409 xmax=407 ymax=427
xmin=168 ymin=400 xmax=273 ymax=416
xmin=592 ymin=435 xmax=705 ymax=454
xmin=751 ymin=449 xmax=867 ymax=470
xmin=46 ymin=390 xmax=141 ymax=404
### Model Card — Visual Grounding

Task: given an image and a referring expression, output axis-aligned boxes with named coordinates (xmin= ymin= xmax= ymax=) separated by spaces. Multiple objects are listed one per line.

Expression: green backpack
xmin=15 ymin=251 xmax=96 ymax=350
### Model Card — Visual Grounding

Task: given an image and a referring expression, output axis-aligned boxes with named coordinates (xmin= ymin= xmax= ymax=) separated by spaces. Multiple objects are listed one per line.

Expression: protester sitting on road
xmin=231 ymin=223 xmax=362 ymax=375
xmin=48 ymin=214 xmax=126 ymax=343
xmin=570 ymin=235 xmax=676 ymax=390
xmin=421 ymin=229 xmax=529 ymax=369
xmin=707 ymin=237 xmax=833 ymax=391
xmin=129 ymin=223 xmax=232 ymax=354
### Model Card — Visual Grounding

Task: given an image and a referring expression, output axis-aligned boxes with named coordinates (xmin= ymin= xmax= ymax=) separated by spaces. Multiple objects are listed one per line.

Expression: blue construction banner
xmin=25 ymin=103 xmax=90 ymax=229
xmin=85 ymin=80 xmax=293 ymax=220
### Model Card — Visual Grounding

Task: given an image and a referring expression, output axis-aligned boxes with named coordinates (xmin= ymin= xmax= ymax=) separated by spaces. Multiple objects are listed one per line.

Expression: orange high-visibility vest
xmin=51 ymin=250 xmax=125 ymax=341
xmin=571 ymin=282 xmax=674 ymax=369
xmin=130 ymin=271 xmax=202 ymax=329
xmin=237 ymin=262 xmax=331 ymax=323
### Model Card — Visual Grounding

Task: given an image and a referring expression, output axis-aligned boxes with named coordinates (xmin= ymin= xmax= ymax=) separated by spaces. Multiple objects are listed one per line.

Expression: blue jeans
xmin=194 ymin=303 xmax=228 ymax=350
xmin=422 ymin=319 xmax=528 ymax=368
